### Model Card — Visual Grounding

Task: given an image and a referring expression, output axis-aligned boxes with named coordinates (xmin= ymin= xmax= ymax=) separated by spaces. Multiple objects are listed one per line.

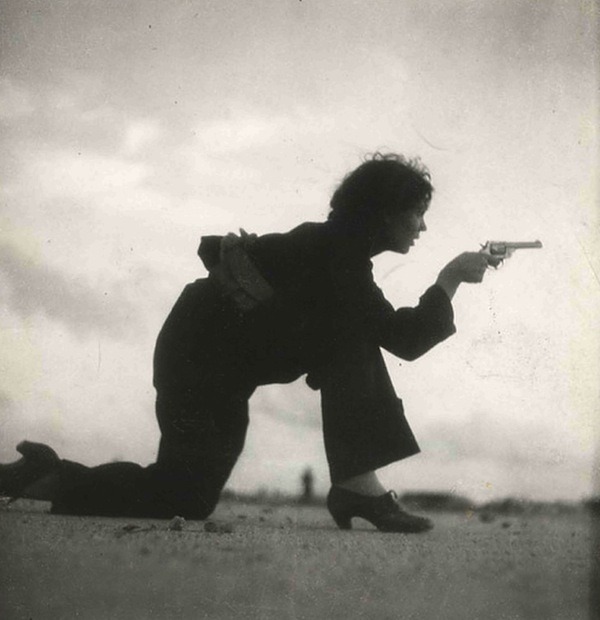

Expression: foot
xmin=0 ymin=441 xmax=60 ymax=500
xmin=327 ymin=486 xmax=433 ymax=534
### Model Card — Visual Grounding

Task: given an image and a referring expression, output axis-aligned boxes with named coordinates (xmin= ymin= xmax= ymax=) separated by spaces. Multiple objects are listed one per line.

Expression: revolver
xmin=480 ymin=240 xmax=543 ymax=268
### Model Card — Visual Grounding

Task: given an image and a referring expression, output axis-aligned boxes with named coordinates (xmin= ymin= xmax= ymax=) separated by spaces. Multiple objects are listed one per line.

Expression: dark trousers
xmin=51 ymin=279 xmax=419 ymax=519
xmin=52 ymin=387 xmax=253 ymax=519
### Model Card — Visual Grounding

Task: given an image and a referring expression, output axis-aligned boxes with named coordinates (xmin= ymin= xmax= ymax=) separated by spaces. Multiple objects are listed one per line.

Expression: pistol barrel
xmin=485 ymin=240 xmax=543 ymax=257
xmin=508 ymin=240 xmax=543 ymax=249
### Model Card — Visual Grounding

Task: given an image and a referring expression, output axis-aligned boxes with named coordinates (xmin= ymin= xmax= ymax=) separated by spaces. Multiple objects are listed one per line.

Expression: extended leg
xmin=46 ymin=385 xmax=252 ymax=519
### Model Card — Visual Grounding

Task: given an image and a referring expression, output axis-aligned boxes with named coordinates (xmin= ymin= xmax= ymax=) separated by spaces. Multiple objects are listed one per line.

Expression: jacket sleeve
xmin=329 ymin=247 xmax=456 ymax=361
xmin=379 ymin=285 xmax=456 ymax=360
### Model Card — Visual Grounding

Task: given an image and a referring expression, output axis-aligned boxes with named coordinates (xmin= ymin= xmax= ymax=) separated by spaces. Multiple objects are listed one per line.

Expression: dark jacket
xmin=196 ymin=221 xmax=456 ymax=389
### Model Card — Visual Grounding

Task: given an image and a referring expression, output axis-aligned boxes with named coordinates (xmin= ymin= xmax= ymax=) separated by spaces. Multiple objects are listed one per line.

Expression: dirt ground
xmin=0 ymin=499 xmax=595 ymax=620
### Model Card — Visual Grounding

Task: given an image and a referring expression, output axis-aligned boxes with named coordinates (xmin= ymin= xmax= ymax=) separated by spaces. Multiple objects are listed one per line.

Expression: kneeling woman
xmin=0 ymin=153 xmax=489 ymax=532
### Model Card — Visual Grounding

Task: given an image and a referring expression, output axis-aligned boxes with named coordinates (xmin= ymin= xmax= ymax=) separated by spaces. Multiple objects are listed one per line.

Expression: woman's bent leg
xmin=320 ymin=338 xmax=434 ymax=533
xmin=50 ymin=386 xmax=252 ymax=519
xmin=152 ymin=385 xmax=253 ymax=519
xmin=50 ymin=278 xmax=254 ymax=519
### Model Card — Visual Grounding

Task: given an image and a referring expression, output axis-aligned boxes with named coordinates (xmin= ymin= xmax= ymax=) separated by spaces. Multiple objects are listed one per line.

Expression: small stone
xmin=168 ymin=516 xmax=186 ymax=531
xmin=115 ymin=523 xmax=145 ymax=538
xmin=204 ymin=520 xmax=234 ymax=534
xmin=478 ymin=511 xmax=496 ymax=523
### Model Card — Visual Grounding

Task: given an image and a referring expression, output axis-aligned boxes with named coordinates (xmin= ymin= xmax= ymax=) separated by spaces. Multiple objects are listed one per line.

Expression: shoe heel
xmin=330 ymin=511 xmax=352 ymax=530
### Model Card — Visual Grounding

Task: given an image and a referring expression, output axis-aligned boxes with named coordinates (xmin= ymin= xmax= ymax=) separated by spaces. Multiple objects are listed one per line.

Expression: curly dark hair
xmin=328 ymin=152 xmax=434 ymax=234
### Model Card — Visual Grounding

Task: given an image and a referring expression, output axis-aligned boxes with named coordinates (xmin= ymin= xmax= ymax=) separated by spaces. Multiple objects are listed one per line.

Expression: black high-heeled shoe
xmin=327 ymin=486 xmax=433 ymax=533
xmin=0 ymin=441 xmax=60 ymax=499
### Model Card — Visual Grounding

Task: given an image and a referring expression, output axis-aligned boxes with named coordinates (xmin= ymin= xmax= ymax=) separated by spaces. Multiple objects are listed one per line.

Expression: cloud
xmin=0 ymin=241 xmax=141 ymax=339
xmin=425 ymin=407 xmax=593 ymax=473
xmin=253 ymin=383 xmax=321 ymax=430
xmin=195 ymin=115 xmax=283 ymax=154
xmin=26 ymin=149 xmax=149 ymax=199
xmin=0 ymin=77 xmax=35 ymax=119
xmin=184 ymin=151 xmax=260 ymax=185
xmin=122 ymin=119 xmax=162 ymax=155
xmin=0 ymin=391 xmax=15 ymax=414
xmin=45 ymin=70 xmax=104 ymax=112
xmin=192 ymin=107 xmax=337 ymax=155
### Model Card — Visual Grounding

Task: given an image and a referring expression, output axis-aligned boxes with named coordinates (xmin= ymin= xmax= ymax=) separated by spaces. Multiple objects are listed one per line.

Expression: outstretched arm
xmin=378 ymin=284 xmax=456 ymax=361
xmin=381 ymin=252 xmax=490 ymax=359
xmin=329 ymin=249 xmax=488 ymax=362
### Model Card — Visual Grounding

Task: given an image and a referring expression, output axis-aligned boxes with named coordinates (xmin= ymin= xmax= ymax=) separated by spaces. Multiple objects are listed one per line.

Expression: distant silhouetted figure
xmin=301 ymin=467 xmax=315 ymax=504
xmin=1 ymin=153 xmax=491 ymax=533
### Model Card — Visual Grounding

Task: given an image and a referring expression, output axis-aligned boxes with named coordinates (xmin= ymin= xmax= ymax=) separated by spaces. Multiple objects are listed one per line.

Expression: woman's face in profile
xmin=381 ymin=203 xmax=428 ymax=254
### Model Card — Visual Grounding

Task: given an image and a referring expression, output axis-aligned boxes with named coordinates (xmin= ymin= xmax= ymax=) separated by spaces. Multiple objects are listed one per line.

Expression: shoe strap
xmin=380 ymin=490 xmax=404 ymax=514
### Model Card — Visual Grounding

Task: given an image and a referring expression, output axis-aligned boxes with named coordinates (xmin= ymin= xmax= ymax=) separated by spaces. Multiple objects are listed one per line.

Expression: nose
xmin=419 ymin=217 xmax=427 ymax=232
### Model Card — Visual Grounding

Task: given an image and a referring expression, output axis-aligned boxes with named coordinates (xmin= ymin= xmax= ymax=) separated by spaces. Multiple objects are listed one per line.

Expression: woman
xmin=0 ymin=153 xmax=489 ymax=533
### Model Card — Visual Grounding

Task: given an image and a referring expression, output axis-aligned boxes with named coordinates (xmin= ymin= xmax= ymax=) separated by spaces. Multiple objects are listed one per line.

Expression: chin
xmin=385 ymin=238 xmax=412 ymax=254
xmin=390 ymin=246 xmax=410 ymax=255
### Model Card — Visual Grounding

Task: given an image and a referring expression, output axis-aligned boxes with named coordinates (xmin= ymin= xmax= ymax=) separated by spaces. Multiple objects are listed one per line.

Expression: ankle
xmin=336 ymin=471 xmax=386 ymax=497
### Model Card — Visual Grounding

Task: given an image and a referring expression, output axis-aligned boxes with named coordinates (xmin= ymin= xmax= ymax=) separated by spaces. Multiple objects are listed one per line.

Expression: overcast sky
xmin=1 ymin=0 xmax=598 ymax=503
